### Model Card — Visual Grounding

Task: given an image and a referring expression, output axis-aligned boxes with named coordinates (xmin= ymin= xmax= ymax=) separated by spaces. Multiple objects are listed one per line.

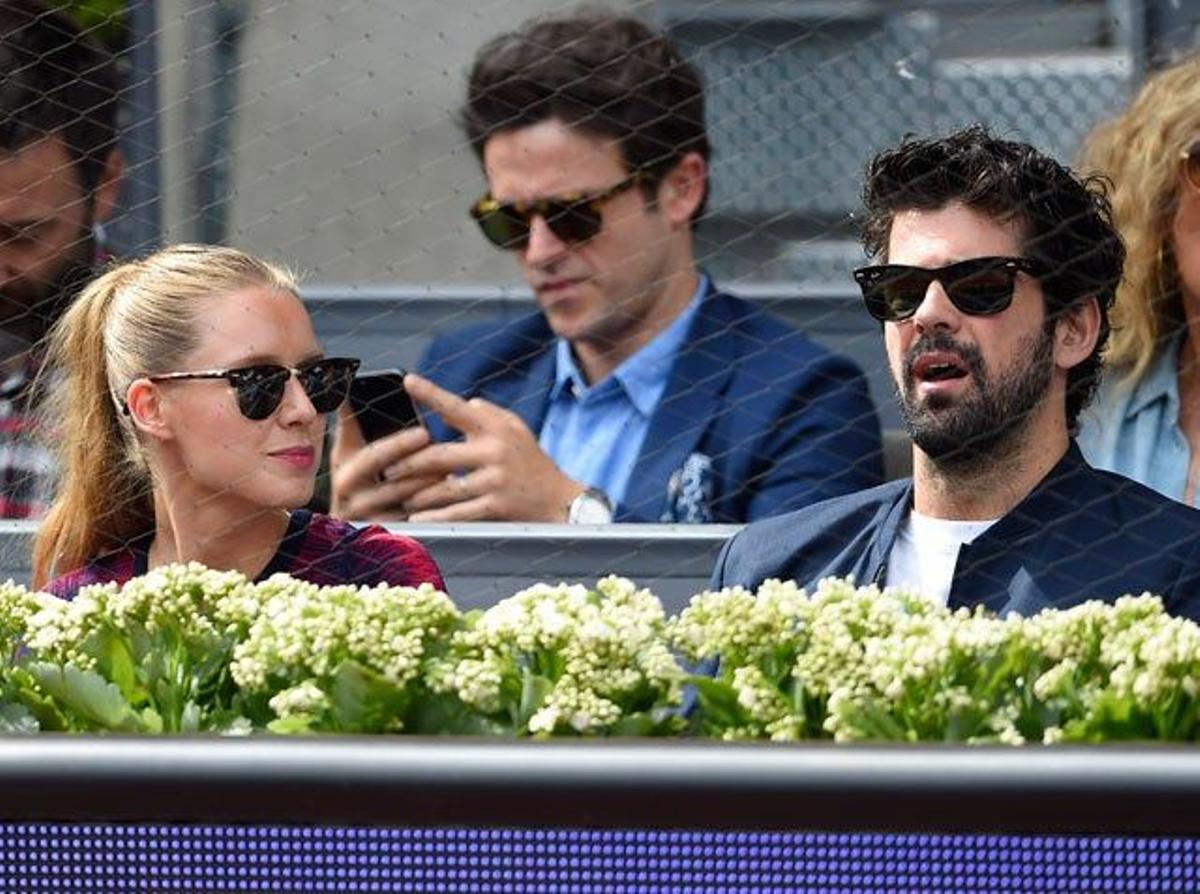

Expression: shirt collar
xmin=1126 ymin=330 xmax=1182 ymax=418
xmin=549 ymin=275 xmax=709 ymax=416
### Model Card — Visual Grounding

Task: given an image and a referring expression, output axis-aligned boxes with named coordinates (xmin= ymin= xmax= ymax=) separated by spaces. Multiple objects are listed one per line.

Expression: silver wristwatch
xmin=567 ymin=486 xmax=613 ymax=524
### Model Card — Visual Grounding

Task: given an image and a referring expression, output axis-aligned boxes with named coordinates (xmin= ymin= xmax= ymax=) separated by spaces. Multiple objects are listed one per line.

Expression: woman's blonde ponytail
xmin=32 ymin=265 xmax=152 ymax=586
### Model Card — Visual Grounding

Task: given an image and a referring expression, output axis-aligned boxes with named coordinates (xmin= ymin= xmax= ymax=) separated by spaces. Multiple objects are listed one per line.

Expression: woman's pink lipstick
xmin=269 ymin=446 xmax=316 ymax=470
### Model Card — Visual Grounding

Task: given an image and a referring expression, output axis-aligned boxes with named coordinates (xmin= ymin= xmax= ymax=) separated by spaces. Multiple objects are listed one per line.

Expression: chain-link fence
xmin=3 ymin=0 xmax=1200 ymax=608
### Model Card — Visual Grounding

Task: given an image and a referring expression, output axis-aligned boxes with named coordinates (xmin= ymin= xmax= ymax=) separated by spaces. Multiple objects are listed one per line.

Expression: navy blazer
xmin=417 ymin=286 xmax=883 ymax=523
xmin=712 ymin=443 xmax=1200 ymax=621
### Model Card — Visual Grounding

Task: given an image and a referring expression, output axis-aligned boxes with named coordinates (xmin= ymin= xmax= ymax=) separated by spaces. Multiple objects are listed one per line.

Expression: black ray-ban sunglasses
xmin=853 ymin=256 xmax=1046 ymax=323
xmin=470 ymin=172 xmax=642 ymax=250
xmin=138 ymin=357 xmax=361 ymax=421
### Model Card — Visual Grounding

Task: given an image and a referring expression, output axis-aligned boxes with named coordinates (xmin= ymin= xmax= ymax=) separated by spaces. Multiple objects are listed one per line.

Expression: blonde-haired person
xmin=34 ymin=244 xmax=445 ymax=597
xmin=1076 ymin=54 xmax=1200 ymax=505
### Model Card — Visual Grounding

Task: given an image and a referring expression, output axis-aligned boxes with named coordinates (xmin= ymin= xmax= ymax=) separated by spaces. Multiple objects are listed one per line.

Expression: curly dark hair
xmin=0 ymin=0 xmax=118 ymax=192
xmin=460 ymin=10 xmax=710 ymax=221
xmin=860 ymin=125 xmax=1125 ymax=431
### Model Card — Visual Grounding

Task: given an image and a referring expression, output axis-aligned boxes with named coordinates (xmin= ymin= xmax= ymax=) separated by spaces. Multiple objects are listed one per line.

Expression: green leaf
xmin=139 ymin=706 xmax=164 ymax=734
xmin=944 ymin=707 xmax=987 ymax=742
xmin=329 ymin=661 xmax=409 ymax=733
xmin=190 ymin=641 xmax=235 ymax=691
xmin=30 ymin=663 xmax=144 ymax=732
xmin=5 ymin=667 xmax=69 ymax=732
xmin=0 ymin=702 xmax=38 ymax=733
xmin=497 ymin=671 xmax=523 ymax=719
xmin=839 ymin=702 xmax=910 ymax=741
xmin=51 ymin=2 xmax=127 ymax=50
xmin=178 ymin=701 xmax=203 ymax=733
xmin=152 ymin=676 xmax=183 ymax=732
xmin=516 ymin=672 xmax=553 ymax=727
xmin=687 ymin=675 xmax=746 ymax=731
xmin=761 ymin=647 xmax=795 ymax=685
xmin=128 ymin=623 xmax=154 ymax=663
xmin=408 ymin=690 xmax=509 ymax=736
xmin=789 ymin=678 xmax=808 ymax=725
xmin=268 ymin=713 xmax=316 ymax=734
xmin=1081 ymin=691 xmax=1156 ymax=741
xmin=610 ymin=707 xmax=684 ymax=738
xmin=93 ymin=626 xmax=141 ymax=703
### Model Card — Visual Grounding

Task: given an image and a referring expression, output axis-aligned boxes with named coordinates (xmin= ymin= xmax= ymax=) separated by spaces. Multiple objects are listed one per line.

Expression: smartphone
xmin=347 ymin=369 xmax=422 ymax=442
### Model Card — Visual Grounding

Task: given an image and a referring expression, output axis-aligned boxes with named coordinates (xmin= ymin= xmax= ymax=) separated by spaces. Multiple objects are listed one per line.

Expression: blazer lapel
xmin=476 ymin=345 xmax=557 ymax=435
xmin=620 ymin=289 xmax=738 ymax=521
xmin=862 ymin=481 xmax=913 ymax=586
xmin=948 ymin=445 xmax=1087 ymax=614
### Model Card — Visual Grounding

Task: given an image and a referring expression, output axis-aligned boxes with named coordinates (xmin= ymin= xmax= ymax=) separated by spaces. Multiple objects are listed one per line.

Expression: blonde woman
xmin=1076 ymin=54 xmax=1200 ymax=505
xmin=34 ymin=245 xmax=444 ymax=597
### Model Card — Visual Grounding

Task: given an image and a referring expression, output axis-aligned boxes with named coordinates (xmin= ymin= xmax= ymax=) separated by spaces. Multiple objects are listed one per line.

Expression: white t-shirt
xmin=885 ymin=509 xmax=1000 ymax=606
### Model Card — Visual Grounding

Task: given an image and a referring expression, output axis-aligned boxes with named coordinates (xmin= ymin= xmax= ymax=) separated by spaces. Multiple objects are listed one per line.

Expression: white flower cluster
xmin=1022 ymin=596 xmax=1138 ymax=721
xmin=669 ymin=578 xmax=813 ymax=741
xmin=822 ymin=598 xmax=1022 ymax=743
xmin=669 ymin=578 xmax=810 ymax=667
xmin=230 ymin=575 xmax=458 ymax=725
xmin=1025 ymin=594 xmax=1200 ymax=739
xmin=676 ymin=578 xmax=1200 ymax=745
xmin=4 ymin=567 xmax=1199 ymax=743
xmin=23 ymin=564 xmax=252 ymax=669
xmin=115 ymin=563 xmax=252 ymax=635
xmin=268 ymin=680 xmax=329 ymax=719
xmin=789 ymin=577 xmax=940 ymax=701
xmin=429 ymin=576 xmax=683 ymax=736
xmin=0 ymin=580 xmax=61 ymax=660
xmin=727 ymin=666 xmax=800 ymax=741
xmin=22 ymin=585 xmax=106 ymax=668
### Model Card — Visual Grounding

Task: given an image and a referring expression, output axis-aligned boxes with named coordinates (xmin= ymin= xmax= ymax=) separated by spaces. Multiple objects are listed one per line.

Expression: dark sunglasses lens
xmin=860 ymin=270 xmax=931 ymax=321
xmin=543 ymin=200 xmax=603 ymax=244
xmin=300 ymin=359 xmax=359 ymax=413
xmin=476 ymin=206 xmax=530 ymax=250
xmin=232 ymin=366 xmax=289 ymax=420
xmin=946 ymin=264 xmax=1017 ymax=314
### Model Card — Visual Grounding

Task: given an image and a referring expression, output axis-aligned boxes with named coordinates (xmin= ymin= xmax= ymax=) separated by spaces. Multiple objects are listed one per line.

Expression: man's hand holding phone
xmin=330 ymin=370 xmax=441 ymax=521
xmin=330 ymin=371 xmax=586 ymax=523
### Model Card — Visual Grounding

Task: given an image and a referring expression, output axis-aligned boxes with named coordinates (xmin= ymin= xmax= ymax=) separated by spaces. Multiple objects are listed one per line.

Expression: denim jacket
xmin=1078 ymin=332 xmax=1193 ymax=506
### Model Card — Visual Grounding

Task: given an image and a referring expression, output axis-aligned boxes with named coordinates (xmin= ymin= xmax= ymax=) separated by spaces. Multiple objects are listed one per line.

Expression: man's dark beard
xmin=0 ymin=228 xmax=95 ymax=352
xmin=896 ymin=326 xmax=1054 ymax=473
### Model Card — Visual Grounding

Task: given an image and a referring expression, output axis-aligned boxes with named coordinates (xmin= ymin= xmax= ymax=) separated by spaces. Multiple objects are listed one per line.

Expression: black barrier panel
xmin=2 ymin=824 xmax=1197 ymax=892
xmin=1 ymin=738 xmax=1199 ymax=832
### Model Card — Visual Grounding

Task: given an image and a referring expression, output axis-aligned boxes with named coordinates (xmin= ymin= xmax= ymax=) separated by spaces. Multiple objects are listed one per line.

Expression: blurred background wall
xmin=60 ymin=0 xmax=1200 ymax=422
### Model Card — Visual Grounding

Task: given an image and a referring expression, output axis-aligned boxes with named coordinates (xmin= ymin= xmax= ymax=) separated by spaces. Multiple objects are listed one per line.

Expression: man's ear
xmin=1054 ymin=296 xmax=1102 ymax=371
xmin=91 ymin=148 xmax=124 ymax=225
xmin=124 ymin=378 xmax=174 ymax=442
xmin=658 ymin=151 xmax=707 ymax=228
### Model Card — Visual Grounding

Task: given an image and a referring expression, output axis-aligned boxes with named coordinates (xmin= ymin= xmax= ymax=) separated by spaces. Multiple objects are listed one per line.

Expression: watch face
xmin=570 ymin=490 xmax=613 ymax=524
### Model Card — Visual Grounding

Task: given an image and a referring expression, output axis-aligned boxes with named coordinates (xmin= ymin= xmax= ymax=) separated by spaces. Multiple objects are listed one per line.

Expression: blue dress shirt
xmin=1077 ymin=333 xmax=1194 ymax=506
xmin=537 ymin=278 xmax=706 ymax=505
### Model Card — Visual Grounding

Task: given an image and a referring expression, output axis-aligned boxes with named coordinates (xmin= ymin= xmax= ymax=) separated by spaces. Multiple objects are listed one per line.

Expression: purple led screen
xmin=1 ymin=824 xmax=1197 ymax=892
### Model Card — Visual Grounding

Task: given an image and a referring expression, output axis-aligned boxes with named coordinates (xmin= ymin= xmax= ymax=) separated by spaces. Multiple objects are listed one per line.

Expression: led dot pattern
xmin=0 ymin=825 xmax=1196 ymax=891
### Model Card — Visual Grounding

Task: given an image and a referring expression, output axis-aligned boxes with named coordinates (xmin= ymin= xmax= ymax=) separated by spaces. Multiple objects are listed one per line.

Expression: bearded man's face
xmin=0 ymin=136 xmax=96 ymax=350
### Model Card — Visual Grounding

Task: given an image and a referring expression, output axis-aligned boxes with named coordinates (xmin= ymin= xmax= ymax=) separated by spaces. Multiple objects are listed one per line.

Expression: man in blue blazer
xmin=713 ymin=127 xmax=1200 ymax=620
xmin=331 ymin=12 xmax=882 ymax=524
